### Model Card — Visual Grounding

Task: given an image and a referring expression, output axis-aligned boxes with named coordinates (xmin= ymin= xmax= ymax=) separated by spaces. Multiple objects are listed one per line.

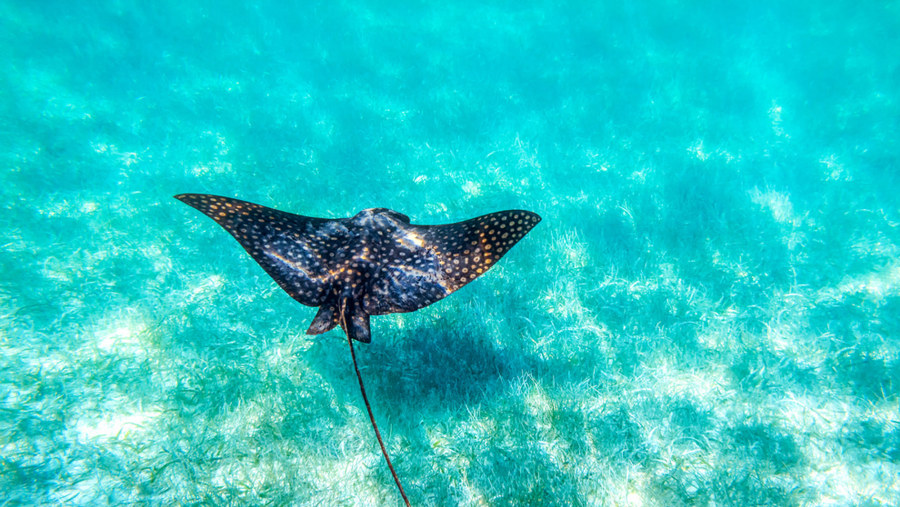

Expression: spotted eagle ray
xmin=175 ymin=193 xmax=541 ymax=504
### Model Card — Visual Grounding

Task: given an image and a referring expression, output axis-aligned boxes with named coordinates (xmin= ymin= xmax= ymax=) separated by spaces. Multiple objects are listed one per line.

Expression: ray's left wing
xmin=176 ymin=193 xmax=345 ymax=307
xmin=363 ymin=210 xmax=541 ymax=315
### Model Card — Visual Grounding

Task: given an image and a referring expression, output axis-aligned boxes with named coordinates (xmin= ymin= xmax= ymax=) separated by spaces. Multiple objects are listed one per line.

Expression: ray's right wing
xmin=364 ymin=210 xmax=541 ymax=315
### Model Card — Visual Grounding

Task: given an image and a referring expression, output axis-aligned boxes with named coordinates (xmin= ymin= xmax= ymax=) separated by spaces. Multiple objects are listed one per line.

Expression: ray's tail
xmin=341 ymin=297 xmax=410 ymax=506
xmin=347 ymin=336 xmax=410 ymax=505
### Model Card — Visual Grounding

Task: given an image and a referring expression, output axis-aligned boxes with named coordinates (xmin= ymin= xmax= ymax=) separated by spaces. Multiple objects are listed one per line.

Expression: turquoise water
xmin=2 ymin=0 xmax=899 ymax=504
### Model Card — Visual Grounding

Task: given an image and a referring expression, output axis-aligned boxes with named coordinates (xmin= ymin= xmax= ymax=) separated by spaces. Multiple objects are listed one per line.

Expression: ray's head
xmin=350 ymin=208 xmax=411 ymax=227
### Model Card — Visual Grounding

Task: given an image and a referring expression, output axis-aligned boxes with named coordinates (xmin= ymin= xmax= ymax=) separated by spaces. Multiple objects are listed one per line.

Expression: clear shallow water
xmin=1 ymin=1 xmax=898 ymax=504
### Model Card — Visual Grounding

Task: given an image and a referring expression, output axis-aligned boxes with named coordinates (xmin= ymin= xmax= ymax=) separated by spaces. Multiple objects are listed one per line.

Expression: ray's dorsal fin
xmin=338 ymin=296 xmax=371 ymax=343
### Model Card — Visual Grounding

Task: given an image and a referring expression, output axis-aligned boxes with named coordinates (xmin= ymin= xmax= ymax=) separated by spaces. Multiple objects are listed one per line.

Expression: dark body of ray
xmin=175 ymin=193 xmax=541 ymax=504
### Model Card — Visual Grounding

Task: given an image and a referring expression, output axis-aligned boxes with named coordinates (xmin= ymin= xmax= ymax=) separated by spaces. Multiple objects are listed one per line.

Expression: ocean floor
xmin=2 ymin=1 xmax=899 ymax=505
